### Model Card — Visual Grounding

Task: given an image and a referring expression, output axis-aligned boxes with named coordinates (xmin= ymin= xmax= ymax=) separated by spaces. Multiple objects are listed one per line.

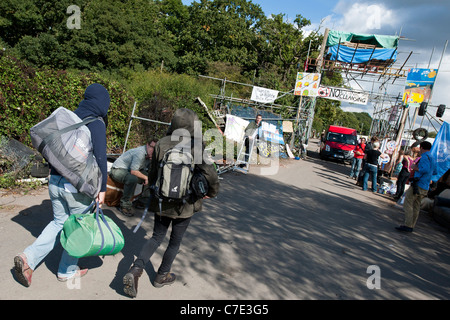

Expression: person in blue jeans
xmin=13 ymin=83 xmax=110 ymax=287
xmin=362 ymin=141 xmax=388 ymax=192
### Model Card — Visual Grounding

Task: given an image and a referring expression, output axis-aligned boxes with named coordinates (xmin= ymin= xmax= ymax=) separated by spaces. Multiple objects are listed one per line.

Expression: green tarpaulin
xmin=326 ymin=30 xmax=399 ymax=49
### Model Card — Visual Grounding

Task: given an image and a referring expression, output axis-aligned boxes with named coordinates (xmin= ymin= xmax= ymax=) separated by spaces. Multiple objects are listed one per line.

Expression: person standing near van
xmin=362 ymin=141 xmax=388 ymax=192
xmin=13 ymin=83 xmax=110 ymax=286
xmin=349 ymin=137 xmax=366 ymax=179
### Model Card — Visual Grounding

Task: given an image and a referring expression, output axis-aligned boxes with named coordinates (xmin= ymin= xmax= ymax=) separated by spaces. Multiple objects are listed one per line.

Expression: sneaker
xmin=14 ymin=253 xmax=33 ymax=287
xmin=119 ymin=206 xmax=134 ymax=217
xmin=154 ymin=272 xmax=176 ymax=288
xmin=123 ymin=265 xmax=143 ymax=298
xmin=57 ymin=267 xmax=88 ymax=282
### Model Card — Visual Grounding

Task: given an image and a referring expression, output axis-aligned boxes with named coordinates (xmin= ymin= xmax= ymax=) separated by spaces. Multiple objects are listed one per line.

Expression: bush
xmin=125 ymin=70 xmax=221 ymax=146
xmin=0 ymin=52 xmax=135 ymax=151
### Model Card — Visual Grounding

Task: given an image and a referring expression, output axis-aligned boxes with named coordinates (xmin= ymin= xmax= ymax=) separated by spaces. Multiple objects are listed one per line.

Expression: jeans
xmin=349 ymin=157 xmax=362 ymax=178
xmin=395 ymin=168 xmax=410 ymax=198
xmin=134 ymin=214 xmax=191 ymax=274
xmin=363 ymin=163 xmax=378 ymax=192
xmin=23 ymin=175 xmax=93 ymax=278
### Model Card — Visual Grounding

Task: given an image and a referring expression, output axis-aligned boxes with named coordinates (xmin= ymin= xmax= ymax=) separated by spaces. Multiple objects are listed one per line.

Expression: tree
xmin=260 ymin=13 xmax=312 ymax=83
xmin=2 ymin=0 xmax=177 ymax=71
xmin=175 ymin=0 xmax=267 ymax=74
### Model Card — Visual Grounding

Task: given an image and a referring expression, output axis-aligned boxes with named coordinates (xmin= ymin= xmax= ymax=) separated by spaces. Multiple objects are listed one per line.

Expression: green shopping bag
xmin=60 ymin=202 xmax=125 ymax=258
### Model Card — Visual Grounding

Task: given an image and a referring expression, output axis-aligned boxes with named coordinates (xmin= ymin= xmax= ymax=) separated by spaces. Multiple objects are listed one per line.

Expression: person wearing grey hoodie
xmin=14 ymin=83 xmax=110 ymax=287
xmin=123 ymin=108 xmax=219 ymax=298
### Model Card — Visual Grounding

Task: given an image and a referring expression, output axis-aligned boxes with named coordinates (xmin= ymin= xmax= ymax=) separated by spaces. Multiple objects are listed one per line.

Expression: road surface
xmin=1 ymin=139 xmax=449 ymax=300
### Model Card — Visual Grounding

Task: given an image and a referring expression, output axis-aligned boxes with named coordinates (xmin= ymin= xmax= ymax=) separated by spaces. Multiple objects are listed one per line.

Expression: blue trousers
xmin=363 ymin=163 xmax=378 ymax=192
xmin=23 ymin=175 xmax=93 ymax=277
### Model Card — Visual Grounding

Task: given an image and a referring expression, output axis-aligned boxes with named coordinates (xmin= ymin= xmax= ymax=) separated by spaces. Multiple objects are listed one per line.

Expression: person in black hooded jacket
xmin=13 ymin=83 xmax=110 ymax=287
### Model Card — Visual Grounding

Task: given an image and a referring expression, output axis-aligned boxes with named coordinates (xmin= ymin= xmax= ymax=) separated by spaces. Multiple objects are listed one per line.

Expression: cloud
xmin=331 ymin=1 xmax=397 ymax=34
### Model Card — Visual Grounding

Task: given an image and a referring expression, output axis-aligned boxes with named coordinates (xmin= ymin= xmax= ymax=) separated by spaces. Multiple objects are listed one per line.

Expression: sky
xmin=182 ymin=0 xmax=450 ymax=130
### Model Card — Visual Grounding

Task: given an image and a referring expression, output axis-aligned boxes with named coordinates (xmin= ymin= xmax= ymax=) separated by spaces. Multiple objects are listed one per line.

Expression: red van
xmin=319 ymin=125 xmax=357 ymax=162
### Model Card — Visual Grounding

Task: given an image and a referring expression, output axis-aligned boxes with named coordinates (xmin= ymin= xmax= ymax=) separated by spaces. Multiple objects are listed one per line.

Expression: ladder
xmin=234 ymin=134 xmax=258 ymax=174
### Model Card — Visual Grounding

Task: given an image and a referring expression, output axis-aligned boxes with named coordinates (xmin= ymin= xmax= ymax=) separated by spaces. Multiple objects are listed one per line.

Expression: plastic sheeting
xmin=430 ymin=121 xmax=450 ymax=182
xmin=327 ymin=44 xmax=397 ymax=64
xmin=326 ymin=30 xmax=399 ymax=49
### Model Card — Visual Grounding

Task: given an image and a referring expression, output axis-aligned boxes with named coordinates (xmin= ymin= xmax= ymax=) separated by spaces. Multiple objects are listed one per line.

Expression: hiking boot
xmin=123 ymin=265 xmax=143 ymax=298
xmin=14 ymin=253 xmax=33 ymax=287
xmin=57 ymin=267 xmax=89 ymax=282
xmin=119 ymin=206 xmax=134 ymax=217
xmin=154 ymin=272 xmax=176 ymax=288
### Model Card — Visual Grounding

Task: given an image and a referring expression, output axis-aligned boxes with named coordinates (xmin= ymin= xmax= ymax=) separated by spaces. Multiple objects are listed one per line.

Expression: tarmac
xmin=1 ymin=140 xmax=450 ymax=301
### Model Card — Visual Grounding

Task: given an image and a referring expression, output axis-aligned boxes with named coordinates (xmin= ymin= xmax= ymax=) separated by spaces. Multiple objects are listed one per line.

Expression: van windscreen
xmin=327 ymin=132 xmax=357 ymax=145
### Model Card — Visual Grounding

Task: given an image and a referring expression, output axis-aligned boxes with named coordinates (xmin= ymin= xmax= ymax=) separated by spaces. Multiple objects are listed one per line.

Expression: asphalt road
xmin=1 ymin=139 xmax=449 ymax=300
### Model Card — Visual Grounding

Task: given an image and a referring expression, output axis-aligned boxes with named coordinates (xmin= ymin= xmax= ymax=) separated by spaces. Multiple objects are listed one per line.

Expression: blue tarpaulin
xmin=430 ymin=121 xmax=450 ymax=182
xmin=327 ymin=45 xmax=397 ymax=64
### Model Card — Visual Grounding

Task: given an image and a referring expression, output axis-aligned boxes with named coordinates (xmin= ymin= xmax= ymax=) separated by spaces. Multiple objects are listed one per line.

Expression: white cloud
xmin=324 ymin=1 xmax=398 ymax=34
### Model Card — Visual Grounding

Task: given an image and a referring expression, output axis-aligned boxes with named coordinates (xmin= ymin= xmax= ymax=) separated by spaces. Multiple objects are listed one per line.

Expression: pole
xmin=123 ymin=101 xmax=137 ymax=153
xmin=390 ymin=105 xmax=409 ymax=175
xmin=430 ymin=40 xmax=448 ymax=104
xmin=317 ymin=28 xmax=329 ymax=70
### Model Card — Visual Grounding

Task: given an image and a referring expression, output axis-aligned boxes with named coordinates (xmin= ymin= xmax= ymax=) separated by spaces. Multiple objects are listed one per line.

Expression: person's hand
xmin=96 ymin=191 xmax=106 ymax=208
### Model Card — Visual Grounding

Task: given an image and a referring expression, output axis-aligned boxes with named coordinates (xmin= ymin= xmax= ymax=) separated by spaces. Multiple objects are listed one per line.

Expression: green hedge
xmin=0 ymin=52 xmax=135 ymax=151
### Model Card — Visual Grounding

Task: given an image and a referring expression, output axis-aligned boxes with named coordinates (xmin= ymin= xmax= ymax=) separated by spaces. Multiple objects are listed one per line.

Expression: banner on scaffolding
xmin=403 ymin=68 xmax=437 ymax=105
xmin=250 ymin=86 xmax=279 ymax=103
xmin=260 ymin=122 xmax=284 ymax=145
xmin=317 ymin=86 xmax=369 ymax=105
xmin=224 ymin=114 xmax=249 ymax=142
xmin=294 ymin=72 xmax=321 ymax=96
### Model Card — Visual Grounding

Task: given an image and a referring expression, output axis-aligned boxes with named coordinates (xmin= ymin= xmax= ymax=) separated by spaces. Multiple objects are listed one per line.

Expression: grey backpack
xmin=153 ymin=147 xmax=195 ymax=211
xmin=30 ymin=107 xmax=103 ymax=198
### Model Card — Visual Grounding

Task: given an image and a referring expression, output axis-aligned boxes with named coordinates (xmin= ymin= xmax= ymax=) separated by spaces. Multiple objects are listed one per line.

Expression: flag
xmin=430 ymin=121 xmax=450 ymax=182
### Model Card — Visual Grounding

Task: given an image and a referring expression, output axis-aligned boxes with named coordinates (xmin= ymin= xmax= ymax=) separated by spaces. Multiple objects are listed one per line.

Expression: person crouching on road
xmin=122 ymin=108 xmax=220 ymax=298
xmin=109 ymin=137 xmax=158 ymax=217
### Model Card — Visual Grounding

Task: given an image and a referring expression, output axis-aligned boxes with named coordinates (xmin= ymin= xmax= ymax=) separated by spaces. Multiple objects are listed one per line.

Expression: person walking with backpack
xmin=13 ymin=83 xmax=110 ymax=287
xmin=122 ymin=108 xmax=219 ymax=298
